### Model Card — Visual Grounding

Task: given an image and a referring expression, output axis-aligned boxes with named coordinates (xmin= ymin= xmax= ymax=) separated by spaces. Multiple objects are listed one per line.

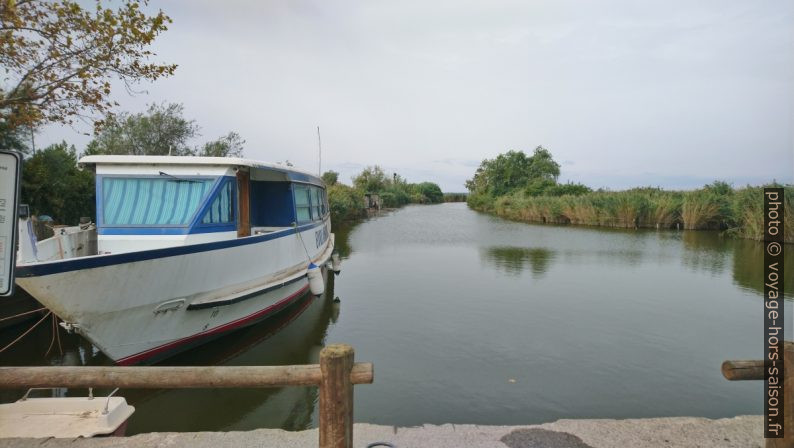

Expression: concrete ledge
xmin=0 ymin=415 xmax=762 ymax=448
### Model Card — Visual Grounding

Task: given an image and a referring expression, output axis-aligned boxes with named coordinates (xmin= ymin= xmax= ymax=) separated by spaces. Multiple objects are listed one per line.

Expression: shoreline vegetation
xmin=465 ymin=148 xmax=793 ymax=244
xmin=324 ymin=166 xmax=444 ymax=223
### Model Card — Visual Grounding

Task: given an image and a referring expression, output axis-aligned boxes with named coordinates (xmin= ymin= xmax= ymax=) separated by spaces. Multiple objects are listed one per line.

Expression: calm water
xmin=2 ymin=202 xmax=792 ymax=432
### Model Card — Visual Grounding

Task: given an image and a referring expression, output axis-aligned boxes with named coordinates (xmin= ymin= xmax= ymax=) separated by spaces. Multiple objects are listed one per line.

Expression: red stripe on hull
xmin=116 ymin=284 xmax=310 ymax=365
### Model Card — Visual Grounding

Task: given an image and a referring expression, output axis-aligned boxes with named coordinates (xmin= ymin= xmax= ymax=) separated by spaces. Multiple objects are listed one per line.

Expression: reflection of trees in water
xmin=332 ymin=224 xmax=354 ymax=258
xmin=680 ymin=231 xmax=731 ymax=275
xmin=483 ymin=247 xmax=555 ymax=277
xmin=731 ymin=239 xmax=794 ymax=299
xmin=679 ymin=231 xmax=792 ymax=298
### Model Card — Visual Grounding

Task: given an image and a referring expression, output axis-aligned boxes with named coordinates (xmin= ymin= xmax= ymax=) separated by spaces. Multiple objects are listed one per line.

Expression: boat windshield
xmin=102 ymin=177 xmax=215 ymax=226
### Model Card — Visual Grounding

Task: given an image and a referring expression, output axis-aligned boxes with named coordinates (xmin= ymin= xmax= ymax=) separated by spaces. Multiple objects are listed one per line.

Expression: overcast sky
xmin=41 ymin=0 xmax=793 ymax=191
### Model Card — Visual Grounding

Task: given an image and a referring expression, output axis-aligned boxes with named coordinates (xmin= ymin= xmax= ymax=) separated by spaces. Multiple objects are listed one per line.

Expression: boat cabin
xmin=78 ymin=156 xmax=329 ymax=254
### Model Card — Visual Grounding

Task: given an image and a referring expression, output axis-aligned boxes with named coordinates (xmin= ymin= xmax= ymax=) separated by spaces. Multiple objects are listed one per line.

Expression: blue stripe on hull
xmin=15 ymin=220 xmax=327 ymax=278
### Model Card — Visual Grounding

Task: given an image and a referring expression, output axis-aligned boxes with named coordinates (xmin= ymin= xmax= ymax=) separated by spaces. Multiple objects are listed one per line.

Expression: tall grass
xmin=443 ymin=192 xmax=468 ymax=202
xmin=646 ymin=193 xmax=682 ymax=228
xmin=681 ymin=191 xmax=722 ymax=230
xmin=729 ymin=186 xmax=794 ymax=242
xmin=468 ymin=184 xmax=794 ymax=243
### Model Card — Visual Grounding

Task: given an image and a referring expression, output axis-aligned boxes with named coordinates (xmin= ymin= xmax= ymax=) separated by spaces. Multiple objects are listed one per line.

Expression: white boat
xmin=0 ymin=389 xmax=135 ymax=438
xmin=14 ymin=156 xmax=335 ymax=365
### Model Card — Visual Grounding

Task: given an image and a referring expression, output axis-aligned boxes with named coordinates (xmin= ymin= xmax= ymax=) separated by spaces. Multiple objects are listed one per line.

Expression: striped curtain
xmin=202 ymin=180 xmax=234 ymax=224
xmin=103 ymin=177 xmax=214 ymax=226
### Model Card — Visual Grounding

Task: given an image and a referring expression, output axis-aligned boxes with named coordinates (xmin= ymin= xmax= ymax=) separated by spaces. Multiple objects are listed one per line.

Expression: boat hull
xmin=15 ymin=220 xmax=333 ymax=364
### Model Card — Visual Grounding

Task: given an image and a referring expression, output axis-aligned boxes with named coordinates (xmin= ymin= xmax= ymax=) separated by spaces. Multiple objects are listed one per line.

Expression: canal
xmin=1 ymin=202 xmax=790 ymax=433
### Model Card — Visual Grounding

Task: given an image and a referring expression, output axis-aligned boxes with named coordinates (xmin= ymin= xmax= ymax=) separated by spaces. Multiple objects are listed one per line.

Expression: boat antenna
xmin=317 ymin=126 xmax=323 ymax=176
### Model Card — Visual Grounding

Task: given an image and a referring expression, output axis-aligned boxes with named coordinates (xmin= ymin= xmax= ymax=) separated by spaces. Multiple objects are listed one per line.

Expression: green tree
xmin=0 ymin=0 xmax=176 ymax=131
xmin=0 ymin=121 xmax=29 ymax=154
xmin=527 ymin=146 xmax=560 ymax=181
xmin=413 ymin=182 xmax=443 ymax=203
xmin=21 ymin=141 xmax=95 ymax=225
xmin=352 ymin=165 xmax=388 ymax=192
xmin=466 ymin=146 xmax=561 ymax=196
xmin=84 ymin=103 xmax=198 ymax=156
xmin=85 ymin=103 xmax=245 ymax=157
xmin=199 ymin=132 xmax=245 ymax=157
xmin=322 ymin=170 xmax=339 ymax=186
xmin=465 ymin=150 xmax=531 ymax=195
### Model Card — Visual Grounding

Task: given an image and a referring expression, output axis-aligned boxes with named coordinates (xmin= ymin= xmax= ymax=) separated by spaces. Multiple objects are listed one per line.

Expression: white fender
xmin=307 ymin=262 xmax=324 ymax=296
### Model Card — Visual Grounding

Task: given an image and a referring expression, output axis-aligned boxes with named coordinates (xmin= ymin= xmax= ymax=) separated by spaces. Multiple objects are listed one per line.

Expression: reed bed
xmin=469 ymin=184 xmax=794 ymax=243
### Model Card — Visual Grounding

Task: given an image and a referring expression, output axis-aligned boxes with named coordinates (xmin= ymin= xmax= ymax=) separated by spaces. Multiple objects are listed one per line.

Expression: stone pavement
xmin=0 ymin=415 xmax=762 ymax=448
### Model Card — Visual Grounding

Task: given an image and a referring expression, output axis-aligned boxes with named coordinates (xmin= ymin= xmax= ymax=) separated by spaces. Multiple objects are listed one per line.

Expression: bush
xmin=545 ymin=182 xmax=592 ymax=197
xmin=327 ymin=184 xmax=364 ymax=223
xmin=413 ymin=182 xmax=443 ymax=203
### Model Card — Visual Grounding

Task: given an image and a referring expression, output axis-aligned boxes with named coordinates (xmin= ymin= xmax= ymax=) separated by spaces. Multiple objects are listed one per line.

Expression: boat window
xmin=311 ymin=187 xmax=322 ymax=219
xmin=201 ymin=179 xmax=235 ymax=225
xmin=102 ymin=177 xmax=214 ymax=226
xmin=294 ymin=185 xmax=311 ymax=223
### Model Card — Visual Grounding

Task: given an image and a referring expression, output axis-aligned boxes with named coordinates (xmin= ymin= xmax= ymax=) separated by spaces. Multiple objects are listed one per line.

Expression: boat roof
xmin=79 ymin=155 xmax=325 ymax=186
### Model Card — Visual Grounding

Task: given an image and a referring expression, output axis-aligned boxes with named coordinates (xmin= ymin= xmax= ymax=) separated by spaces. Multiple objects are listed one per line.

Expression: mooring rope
xmin=55 ymin=314 xmax=62 ymax=355
xmin=293 ymin=223 xmax=313 ymax=263
xmin=45 ymin=313 xmax=57 ymax=356
xmin=0 ymin=306 xmax=47 ymax=322
xmin=44 ymin=313 xmax=63 ymax=357
xmin=0 ymin=311 xmax=52 ymax=354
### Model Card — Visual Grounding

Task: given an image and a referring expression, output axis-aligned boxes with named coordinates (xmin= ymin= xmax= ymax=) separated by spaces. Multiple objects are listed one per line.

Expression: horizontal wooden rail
xmin=0 ymin=363 xmax=374 ymax=389
xmin=1 ymin=344 xmax=371 ymax=448
xmin=721 ymin=360 xmax=764 ymax=381
xmin=723 ymin=342 xmax=793 ymax=448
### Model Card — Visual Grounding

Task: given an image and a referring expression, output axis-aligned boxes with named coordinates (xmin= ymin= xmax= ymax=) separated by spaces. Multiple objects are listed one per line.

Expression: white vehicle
xmin=15 ymin=156 xmax=335 ymax=364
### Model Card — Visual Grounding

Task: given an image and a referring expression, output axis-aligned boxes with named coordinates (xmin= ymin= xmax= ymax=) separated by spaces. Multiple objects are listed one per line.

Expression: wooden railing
xmin=722 ymin=341 xmax=793 ymax=448
xmin=0 ymin=344 xmax=372 ymax=448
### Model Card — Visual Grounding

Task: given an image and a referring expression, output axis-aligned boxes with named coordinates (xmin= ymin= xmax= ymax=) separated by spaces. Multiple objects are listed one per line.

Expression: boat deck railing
xmin=0 ymin=343 xmax=372 ymax=448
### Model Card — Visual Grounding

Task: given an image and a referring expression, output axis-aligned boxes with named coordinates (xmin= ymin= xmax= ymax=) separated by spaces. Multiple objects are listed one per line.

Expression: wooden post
xmin=319 ymin=344 xmax=354 ymax=448
xmin=237 ymin=170 xmax=250 ymax=237
xmin=723 ymin=343 xmax=794 ymax=447
xmin=721 ymin=360 xmax=764 ymax=381
xmin=766 ymin=342 xmax=794 ymax=448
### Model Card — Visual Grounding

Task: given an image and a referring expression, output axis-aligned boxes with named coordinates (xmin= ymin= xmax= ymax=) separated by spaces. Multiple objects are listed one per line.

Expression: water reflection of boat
xmin=15 ymin=156 xmax=336 ymax=364
xmin=120 ymin=271 xmax=340 ymax=434
xmin=0 ymin=271 xmax=341 ymax=434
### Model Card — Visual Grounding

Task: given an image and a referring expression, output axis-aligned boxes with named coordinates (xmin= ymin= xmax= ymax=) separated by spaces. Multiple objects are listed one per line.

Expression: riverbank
xmin=468 ymin=184 xmax=794 ymax=243
xmin=0 ymin=416 xmax=762 ymax=447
